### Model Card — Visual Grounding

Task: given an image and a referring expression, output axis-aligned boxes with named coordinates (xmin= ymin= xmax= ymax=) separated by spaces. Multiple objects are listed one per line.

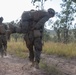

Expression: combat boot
xmin=0 ymin=48 xmax=4 ymax=58
xmin=4 ymin=50 xmax=7 ymax=56
xmin=28 ymin=60 xmax=34 ymax=67
xmin=34 ymin=61 xmax=39 ymax=69
xmin=0 ymin=53 xmax=3 ymax=57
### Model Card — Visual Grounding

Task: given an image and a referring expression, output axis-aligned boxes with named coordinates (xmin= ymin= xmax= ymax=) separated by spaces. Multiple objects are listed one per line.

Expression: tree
xmin=71 ymin=0 xmax=76 ymax=3
xmin=53 ymin=20 xmax=62 ymax=42
xmin=31 ymin=0 xmax=48 ymax=10
xmin=64 ymin=0 xmax=76 ymax=3
xmin=43 ymin=29 xmax=51 ymax=42
xmin=54 ymin=0 xmax=76 ymax=43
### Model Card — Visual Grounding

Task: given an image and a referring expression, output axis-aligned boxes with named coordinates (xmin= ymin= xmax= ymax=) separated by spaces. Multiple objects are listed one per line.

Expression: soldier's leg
xmin=28 ymin=45 xmax=34 ymax=62
xmin=26 ymin=42 xmax=35 ymax=66
xmin=0 ymin=36 xmax=4 ymax=57
xmin=3 ymin=42 xmax=7 ymax=56
xmin=0 ymin=36 xmax=2 ymax=52
xmin=34 ymin=37 xmax=42 ymax=68
xmin=24 ymin=35 xmax=34 ymax=66
xmin=0 ymin=45 xmax=4 ymax=57
xmin=2 ymin=35 xmax=7 ymax=56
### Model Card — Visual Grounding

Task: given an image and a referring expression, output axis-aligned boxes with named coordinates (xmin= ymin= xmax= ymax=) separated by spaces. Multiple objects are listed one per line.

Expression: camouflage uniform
xmin=20 ymin=8 xmax=55 ymax=68
xmin=0 ymin=17 xmax=7 ymax=57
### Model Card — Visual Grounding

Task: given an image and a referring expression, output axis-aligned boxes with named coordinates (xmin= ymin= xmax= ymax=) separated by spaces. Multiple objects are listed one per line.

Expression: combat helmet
xmin=48 ymin=8 xmax=55 ymax=17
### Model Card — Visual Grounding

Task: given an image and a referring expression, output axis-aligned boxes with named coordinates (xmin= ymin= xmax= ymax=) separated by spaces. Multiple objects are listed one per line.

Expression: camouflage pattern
xmin=0 ymin=35 xmax=7 ymax=57
xmin=6 ymin=23 xmax=18 ymax=41
xmin=20 ymin=8 xmax=55 ymax=68
xmin=8 ymin=23 xmax=17 ymax=33
xmin=0 ymin=17 xmax=8 ymax=57
xmin=0 ymin=25 xmax=6 ymax=34
xmin=27 ymin=19 xmax=47 ymax=64
xmin=0 ymin=17 xmax=19 ymax=57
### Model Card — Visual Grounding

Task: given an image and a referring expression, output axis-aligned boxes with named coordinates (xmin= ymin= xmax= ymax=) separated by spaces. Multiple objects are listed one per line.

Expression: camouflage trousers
xmin=0 ymin=35 xmax=7 ymax=57
xmin=24 ymin=32 xmax=42 ymax=64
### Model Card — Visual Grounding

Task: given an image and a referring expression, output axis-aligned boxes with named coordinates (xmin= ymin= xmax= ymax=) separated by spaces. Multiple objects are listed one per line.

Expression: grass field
xmin=7 ymin=38 xmax=28 ymax=58
xmin=43 ymin=42 xmax=76 ymax=58
xmin=7 ymin=38 xmax=76 ymax=58
xmin=7 ymin=38 xmax=76 ymax=74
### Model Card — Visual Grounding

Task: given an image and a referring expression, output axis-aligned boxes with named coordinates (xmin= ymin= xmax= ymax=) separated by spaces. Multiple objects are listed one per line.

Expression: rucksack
xmin=32 ymin=10 xmax=47 ymax=21
xmin=21 ymin=11 xmax=32 ymax=21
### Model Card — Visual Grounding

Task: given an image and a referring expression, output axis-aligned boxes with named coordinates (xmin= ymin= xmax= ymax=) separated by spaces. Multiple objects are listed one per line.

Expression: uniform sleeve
xmin=34 ymin=16 xmax=49 ymax=29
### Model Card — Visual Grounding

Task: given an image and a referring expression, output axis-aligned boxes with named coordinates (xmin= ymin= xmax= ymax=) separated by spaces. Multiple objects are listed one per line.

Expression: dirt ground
xmin=42 ymin=54 xmax=76 ymax=75
xmin=0 ymin=54 xmax=46 ymax=75
xmin=0 ymin=54 xmax=76 ymax=75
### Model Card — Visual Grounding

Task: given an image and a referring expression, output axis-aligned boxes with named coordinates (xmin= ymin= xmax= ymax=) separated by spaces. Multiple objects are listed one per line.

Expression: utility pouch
xmin=34 ymin=30 xmax=41 ymax=38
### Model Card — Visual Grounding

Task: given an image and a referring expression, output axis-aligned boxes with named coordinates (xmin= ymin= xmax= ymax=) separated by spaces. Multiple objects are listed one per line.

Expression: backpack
xmin=21 ymin=11 xmax=32 ymax=21
xmin=32 ymin=10 xmax=47 ymax=21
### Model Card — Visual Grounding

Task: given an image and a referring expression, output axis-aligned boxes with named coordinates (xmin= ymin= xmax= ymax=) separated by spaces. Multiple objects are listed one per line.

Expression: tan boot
xmin=34 ymin=62 xmax=39 ymax=69
xmin=28 ymin=61 xmax=34 ymax=67
xmin=4 ymin=51 xmax=7 ymax=56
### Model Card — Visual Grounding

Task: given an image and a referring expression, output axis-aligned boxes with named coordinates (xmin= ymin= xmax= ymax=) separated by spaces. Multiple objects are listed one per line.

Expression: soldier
xmin=20 ymin=8 xmax=55 ymax=68
xmin=0 ymin=17 xmax=7 ymax=57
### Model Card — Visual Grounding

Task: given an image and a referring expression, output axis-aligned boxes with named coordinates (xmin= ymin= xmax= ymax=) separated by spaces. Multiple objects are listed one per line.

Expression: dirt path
xmin=0 ymin=54 xmax=76 ymax=75
xmin=42 ymin=54 xmax=76 ymax=75
xmin=0 ymin=54 xmax=46 ymax=75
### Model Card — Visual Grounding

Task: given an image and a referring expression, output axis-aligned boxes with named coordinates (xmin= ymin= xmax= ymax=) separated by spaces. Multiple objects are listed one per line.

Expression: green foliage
xmin=64 ymin=0 xmax=76 ymax=3
xmin=31 ymin=0 xmax=47 ymax=3
xmin=73 ymin=0 xmax=76 ymax=3
xmin=31 ymin=0 xmax=48 ymax=9
xmin=53 ymin=0 xmax=76 ymax=43
xmin=43 ymin=29 xmax=52 ymax=42
xmin=11 ymin=33 xmax=23 ymax=42
xmin=31 ymin=0 xmax=41 ymax=3
xmin=43 ymin=33 xmax=51 ymax=42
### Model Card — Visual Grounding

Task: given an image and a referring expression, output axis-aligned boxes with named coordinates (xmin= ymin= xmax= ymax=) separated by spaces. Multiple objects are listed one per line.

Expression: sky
xmin=0 ymin=0 xmax=62 ymax=23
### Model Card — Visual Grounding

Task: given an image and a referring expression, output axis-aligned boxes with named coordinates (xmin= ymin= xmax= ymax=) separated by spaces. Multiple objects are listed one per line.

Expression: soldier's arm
xmin=34 ymin=16 xmax=49 ymax=29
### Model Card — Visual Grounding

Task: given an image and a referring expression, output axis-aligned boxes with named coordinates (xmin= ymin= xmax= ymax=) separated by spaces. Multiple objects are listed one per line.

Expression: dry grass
xmin=7 ymin=38 xmax=76 ymax=75
xmin=7 ymin=38 xmax=76 ymax=58
xmin=43 ymin=42 xmax=76 ymax=58
xmin=7 ymin=38 xmax=28 ymax=58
